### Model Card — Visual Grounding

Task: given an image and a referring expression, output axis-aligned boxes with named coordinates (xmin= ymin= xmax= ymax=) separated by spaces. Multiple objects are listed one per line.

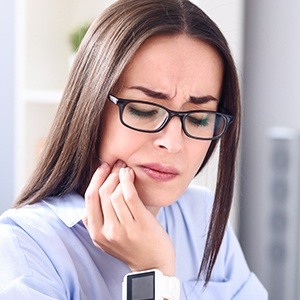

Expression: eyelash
xmin=128 ymin=106 xmax=158 ymax=118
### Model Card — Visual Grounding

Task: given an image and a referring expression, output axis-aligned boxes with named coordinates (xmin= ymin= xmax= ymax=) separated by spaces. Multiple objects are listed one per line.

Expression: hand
xmin=83 ymin=161 xmax=176 ymax=276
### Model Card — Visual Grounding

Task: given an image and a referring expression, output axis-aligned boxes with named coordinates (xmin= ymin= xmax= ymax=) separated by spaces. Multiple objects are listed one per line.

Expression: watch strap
xmin=161 ymin=274 xmax=180 ymax=300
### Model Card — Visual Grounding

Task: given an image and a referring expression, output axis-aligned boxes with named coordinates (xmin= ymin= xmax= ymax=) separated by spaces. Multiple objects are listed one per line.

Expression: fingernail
xmin=115 ymin=160 xmax=126 ymax=167
xmin=100 ymin=162 xmax=109 ymax=169
xmin=119 ymin=168 xmax=126 ymax=176
xmin=120 ymin=167 xmax=133 ymax=177
xmin=128 ymin=167 xmax=134 ymax=178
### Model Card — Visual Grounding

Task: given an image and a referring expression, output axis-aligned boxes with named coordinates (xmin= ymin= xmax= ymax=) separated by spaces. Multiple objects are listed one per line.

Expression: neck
xmin=146 ymin=206 xmax=161 ymax=217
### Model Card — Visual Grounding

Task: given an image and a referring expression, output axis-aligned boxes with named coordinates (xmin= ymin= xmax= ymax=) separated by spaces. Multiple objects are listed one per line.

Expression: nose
xmin=153 ymin=116 xmax=184 ymax=153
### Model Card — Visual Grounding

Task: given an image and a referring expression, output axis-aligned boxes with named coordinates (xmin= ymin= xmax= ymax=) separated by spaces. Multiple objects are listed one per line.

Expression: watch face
xmin=127 ymin=271 xmax=155 ymax=300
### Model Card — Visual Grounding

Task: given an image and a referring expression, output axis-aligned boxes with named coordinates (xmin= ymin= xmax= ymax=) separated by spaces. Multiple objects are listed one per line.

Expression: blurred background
xmin=1 ymin=0 xmax=300 ymax=299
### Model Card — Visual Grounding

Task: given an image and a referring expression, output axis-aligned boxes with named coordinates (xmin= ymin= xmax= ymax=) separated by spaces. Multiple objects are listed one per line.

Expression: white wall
xmin=0 ymin=0 xmax=16 ymax=213
xmin=192 ymin=0 xmax=244 ymax=73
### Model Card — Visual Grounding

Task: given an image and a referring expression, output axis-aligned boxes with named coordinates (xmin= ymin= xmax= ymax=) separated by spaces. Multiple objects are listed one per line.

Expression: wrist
xmin=159 ymin=247 xmax=176 ymax=277
xmin=129 ymin=248 xmax=176 ymax=277
xmin=159 ymin=262 xmax=175 ymax=277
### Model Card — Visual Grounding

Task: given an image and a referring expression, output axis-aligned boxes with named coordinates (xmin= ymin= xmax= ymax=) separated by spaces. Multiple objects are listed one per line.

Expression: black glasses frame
xmin=108 ymin=94 xmax=233 ymax=140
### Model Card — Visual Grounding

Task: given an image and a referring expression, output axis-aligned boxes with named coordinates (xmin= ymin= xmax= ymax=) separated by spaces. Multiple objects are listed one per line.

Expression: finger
xmin=84 ymin=162 xmax=111 ymax=232
xmin=99 ymin=160 xmax=126 ymax=223
xmin=119 ymin=167 xmax=147 ymax=220
xmin=110 ymin=182 xmax=134 ymax=223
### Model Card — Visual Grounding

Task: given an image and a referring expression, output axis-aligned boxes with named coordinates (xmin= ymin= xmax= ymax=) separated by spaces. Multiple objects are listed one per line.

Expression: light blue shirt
xmin=0 ymin=186 xmax=267 ymax=299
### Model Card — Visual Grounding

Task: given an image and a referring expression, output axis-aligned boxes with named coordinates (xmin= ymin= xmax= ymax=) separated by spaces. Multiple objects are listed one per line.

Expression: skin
xmin=83 ymin=34 xmax=223 ymax=276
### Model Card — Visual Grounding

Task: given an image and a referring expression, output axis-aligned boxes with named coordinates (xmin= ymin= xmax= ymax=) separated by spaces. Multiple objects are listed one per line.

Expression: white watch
xmin=122 ymin=269 xmax=180 ymax=300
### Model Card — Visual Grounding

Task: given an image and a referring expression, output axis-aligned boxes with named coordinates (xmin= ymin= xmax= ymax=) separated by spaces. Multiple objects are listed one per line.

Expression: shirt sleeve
xmin=181 ymin=225 xmax=268 ymax=299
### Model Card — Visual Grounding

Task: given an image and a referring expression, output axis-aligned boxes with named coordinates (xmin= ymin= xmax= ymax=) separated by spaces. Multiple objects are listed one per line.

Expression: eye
xmin=186 ymin=113 xmax=211 ymax=127
xmin=126 ymin=103 xmax=159 ymax=118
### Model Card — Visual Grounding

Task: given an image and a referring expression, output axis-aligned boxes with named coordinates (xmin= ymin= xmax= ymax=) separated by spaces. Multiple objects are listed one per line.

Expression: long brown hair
xmin=15 ymin=0 xmax=240 ymax=285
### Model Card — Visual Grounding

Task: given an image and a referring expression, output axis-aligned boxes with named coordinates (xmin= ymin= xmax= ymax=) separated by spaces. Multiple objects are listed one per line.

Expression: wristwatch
xmin=122 ymin=269 xmax=180 ymax=300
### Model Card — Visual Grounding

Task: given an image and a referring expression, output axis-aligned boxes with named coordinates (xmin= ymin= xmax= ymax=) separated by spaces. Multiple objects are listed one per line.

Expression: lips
xmin=140 ymin=163 xmax=179 ymax=182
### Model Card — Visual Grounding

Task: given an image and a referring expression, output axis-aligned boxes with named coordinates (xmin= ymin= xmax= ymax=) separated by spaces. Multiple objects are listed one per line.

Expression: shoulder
xmin=0 ymin=196 xmax=82 ymax=295
xmin=0 ymin=193 xmax=86 ymax=256
xmin=0 ymin=201 xmax=64 ymax=246
xmin=1 ymin=201 xmax=55 ymax=225
xmin=0 ymin=194 xmax=90 ymax=298
xmin=0 ymin=203 xmax=61 ymax=293
xmin=0 ymin=193 xmax=85 ymax=231
xmin=0 ymin=201 xmax=64 ymax=263
xmin=0 ymin=202 xmax=56 ymax=244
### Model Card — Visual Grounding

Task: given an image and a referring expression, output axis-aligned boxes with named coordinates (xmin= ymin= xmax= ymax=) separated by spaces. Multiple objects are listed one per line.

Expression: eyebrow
xmin=129 ymin=86 xmax=218 ymax=104
xmin=129 ymin=86 xmax=169 ymax=100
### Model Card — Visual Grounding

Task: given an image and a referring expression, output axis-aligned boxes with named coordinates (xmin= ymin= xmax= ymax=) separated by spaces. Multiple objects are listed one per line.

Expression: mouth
xmin=139 ymin=163 xmax=179 ymax=182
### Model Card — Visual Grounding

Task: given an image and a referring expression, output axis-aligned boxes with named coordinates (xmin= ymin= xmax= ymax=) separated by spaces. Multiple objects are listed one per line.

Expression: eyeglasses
xmin=108 ymin=94 xmax=233 ymax=140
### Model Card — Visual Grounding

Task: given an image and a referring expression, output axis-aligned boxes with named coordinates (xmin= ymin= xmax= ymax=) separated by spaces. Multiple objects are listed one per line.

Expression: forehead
xmin=117 ymin=34 xmax=224 ymax=100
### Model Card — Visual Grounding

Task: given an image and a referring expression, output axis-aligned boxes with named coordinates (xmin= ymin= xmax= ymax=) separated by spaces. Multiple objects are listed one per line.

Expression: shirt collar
xmin=43 ymin=193 xmax=86 ymax=228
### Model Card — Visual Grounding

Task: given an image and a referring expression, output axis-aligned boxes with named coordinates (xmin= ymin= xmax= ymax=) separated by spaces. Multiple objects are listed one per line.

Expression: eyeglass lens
xmin=122 ymin=102 xmax=226 ymax=139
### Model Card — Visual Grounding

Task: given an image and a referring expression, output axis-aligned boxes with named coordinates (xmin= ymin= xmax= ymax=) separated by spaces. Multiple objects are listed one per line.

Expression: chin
xmin=135 ymin=183 xmax=183 ymax=208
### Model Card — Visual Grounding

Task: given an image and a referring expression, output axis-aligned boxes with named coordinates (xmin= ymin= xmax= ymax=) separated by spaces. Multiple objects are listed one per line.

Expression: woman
xmin=0 ymin=0 xmax=267 ymax=299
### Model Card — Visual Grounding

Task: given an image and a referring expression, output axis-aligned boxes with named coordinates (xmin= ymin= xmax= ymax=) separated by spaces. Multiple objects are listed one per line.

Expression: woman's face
xmin=99 ymin=34 xmax=223 ymax=211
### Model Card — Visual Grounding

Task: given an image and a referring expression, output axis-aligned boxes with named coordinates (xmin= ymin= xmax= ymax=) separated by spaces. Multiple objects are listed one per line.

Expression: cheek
xmin=98 ymin=116 xmax=145 ymax=165
xmin=98 ymin=107 xmax=121 ymax=163
xmin=98 ymin=125 xmax=127 ymax=164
